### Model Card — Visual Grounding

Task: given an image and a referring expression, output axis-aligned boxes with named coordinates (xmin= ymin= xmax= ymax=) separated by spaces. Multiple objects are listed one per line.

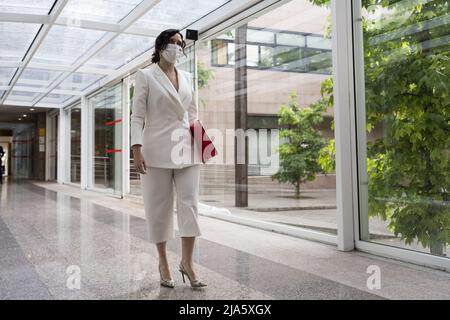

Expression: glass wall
xmin=88 ymin=83 xmax=123 ymax=196
xmin=11 ymin=126 xmax=33 ymax=178
xmin=356 ymin=0 xmax=449 ymax=257
xmin=196 ymin=0 xmax=337 ymax=234
xmin=67 ymin=104 xmax=81 ymax=184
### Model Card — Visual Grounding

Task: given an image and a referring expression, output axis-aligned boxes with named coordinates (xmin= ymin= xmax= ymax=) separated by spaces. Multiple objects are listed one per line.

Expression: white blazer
xmin=130 ymin=63 xmax=202 ymax=168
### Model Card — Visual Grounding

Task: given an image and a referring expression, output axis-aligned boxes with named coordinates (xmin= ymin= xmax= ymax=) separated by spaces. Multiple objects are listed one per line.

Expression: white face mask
xmin=161 ymin=43 xmax=183 ymax=64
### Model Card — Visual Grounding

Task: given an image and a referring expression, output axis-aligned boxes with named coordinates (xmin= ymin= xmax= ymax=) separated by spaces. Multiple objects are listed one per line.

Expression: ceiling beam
xmin=0 ymin=12 xmax=161 ymax=37
xmin=0 ymin=12 xmax=49 ymax=24
xmin=0 ymin=85 xmax=82 ymax=96
xmin=0 ymin=61 xmax=114 ymax=75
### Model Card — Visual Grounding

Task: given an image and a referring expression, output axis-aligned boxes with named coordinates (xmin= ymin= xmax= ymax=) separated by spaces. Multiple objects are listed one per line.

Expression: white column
xmin=122 ymin=78 xmax=131 ymax=196
xmin=331 ymin=0 xmax=357 ymax=251
xmin=45 ymin=111 xmax=51 ymax=181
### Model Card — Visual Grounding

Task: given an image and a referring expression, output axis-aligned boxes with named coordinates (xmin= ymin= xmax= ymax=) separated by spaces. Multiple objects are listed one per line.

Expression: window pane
xmin=227 ymin=42 xmax=235 ymax=65
xmin=211 ymin=40 xmax=228 ymax=65
xmin=260 ymin=46 xmax=274 ymax=67
xmin=198 ymin=0 xmax=335 ymax=236
xmin=247 ymin=29 xmax=274 ymax=44
xmin=247 ymin=44 xmax=259 ymax=66
xmin=88 ymin=84 xmax=123 ymax=195
xmin=306 ymin=35 xmax=331 ymax=50
xmin=277 ymin=32 xmax=305 ymax=47
xmin=274 ymin=46 xmax=301 ymax=66
xmin=357 ymin=0 xmax=450 ymax=257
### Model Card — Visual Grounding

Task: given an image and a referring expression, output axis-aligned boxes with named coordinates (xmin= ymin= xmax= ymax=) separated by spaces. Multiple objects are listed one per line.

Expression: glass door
xmin=88 ymin=83 xmax=123 ymax=197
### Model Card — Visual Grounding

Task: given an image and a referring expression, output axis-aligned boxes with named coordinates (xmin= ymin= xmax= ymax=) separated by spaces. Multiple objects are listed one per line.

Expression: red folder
xmin=189 ymin=119 xmax=218 ymax=163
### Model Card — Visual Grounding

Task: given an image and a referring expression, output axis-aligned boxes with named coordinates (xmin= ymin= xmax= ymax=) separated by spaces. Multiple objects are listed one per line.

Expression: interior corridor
xmin=0 ymin=178 xmax=449 ymax=300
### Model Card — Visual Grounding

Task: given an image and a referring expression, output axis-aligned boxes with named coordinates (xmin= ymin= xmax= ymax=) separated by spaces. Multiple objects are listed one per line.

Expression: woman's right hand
xmin=132 ymin=146 xmax=147 ymax=174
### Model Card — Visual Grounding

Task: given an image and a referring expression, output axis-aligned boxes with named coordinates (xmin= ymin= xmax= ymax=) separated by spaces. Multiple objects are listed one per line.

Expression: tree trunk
xmin=430 ymin=232 xmax=445 ymax=256
xmin=295 ymin=182 xmax=300 ymax=199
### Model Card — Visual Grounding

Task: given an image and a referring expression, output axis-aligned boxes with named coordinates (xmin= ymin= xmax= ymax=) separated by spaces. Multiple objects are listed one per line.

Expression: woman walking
xmin=130 ymin=29 xmax=206 ymax=288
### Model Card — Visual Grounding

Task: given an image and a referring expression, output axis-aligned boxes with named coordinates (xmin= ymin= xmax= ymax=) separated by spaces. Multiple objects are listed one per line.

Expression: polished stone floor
xmin=0 ymin=178 xmax=449 ymax=300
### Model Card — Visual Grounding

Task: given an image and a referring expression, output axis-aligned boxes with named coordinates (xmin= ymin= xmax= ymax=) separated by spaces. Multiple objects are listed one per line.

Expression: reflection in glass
xmin=197 ymin=0 xmax=336 ymax=235
xmin=358 ymin=0 xmax=449 ymax=257
xmin=89 ymin=84 xmax=123 ymax=195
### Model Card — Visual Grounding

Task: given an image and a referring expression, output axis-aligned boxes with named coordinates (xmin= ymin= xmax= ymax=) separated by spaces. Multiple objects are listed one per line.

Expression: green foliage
xmin=272 ymin=91 xmax=327 ymax=198
xmin=197 ymin=60 xmax=215 ymax=108
xmin=197 ymin=60 xmax=214 ymax=90
xmin=319 ymin=138 xmax=336 ymax=173
xmin=310 ymin=0 xmax=450 ymax=255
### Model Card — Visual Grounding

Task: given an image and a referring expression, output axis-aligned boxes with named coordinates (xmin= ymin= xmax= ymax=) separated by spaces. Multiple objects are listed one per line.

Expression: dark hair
xmin=151 ymin=29 xmax=186 ymax=64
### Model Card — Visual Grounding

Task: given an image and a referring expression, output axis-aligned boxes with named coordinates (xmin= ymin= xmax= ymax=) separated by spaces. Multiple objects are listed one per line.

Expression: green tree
xmin=272 ymin=91 xmax=328 ymax=198
xmin=311 ymin=0 xmax=450 ymax=255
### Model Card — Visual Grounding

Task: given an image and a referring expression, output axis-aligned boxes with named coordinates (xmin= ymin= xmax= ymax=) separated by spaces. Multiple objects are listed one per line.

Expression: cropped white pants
xmin=140 ymin=164 xmax=201 ymax=243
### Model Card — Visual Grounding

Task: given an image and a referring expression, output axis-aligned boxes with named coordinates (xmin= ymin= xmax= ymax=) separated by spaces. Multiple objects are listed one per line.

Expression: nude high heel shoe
xmin=179 ymin=263 xmax=207 ymax=288
xmin=159 ymin=265 xmax=175 ymax=288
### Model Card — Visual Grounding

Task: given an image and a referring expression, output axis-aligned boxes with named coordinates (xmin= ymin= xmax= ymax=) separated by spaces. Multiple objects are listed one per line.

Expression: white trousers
xmin=140 ymin=164 xmax=201 ymax=243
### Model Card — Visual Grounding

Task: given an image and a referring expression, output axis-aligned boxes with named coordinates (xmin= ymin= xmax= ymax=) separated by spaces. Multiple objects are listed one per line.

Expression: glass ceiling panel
xmin=57 ymin=0 xmax=143 ymax=24
xmin=7 ymin=90 xmax=40 ymax=102
xmin=0 ymin=67 xmax=16 ymax=86
xmin=84 ymin=34 xmax=155 ymax=70
xmin=57 ymin=72 xmax=105 ymax=91
xmin=0 ymin=0 xmax=54 ymax=14
xmin=40 ymin=92 xmax=75 ymax=105
xmin=31 ymin=25 xmax=107 ymax=66
xmin=133 ymin=0 xmax=230 ymax=30
xmin=18 ymin=68 xmax=63 ymax=86
xmin=0 ymin=22 xmax=41 ymax=63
